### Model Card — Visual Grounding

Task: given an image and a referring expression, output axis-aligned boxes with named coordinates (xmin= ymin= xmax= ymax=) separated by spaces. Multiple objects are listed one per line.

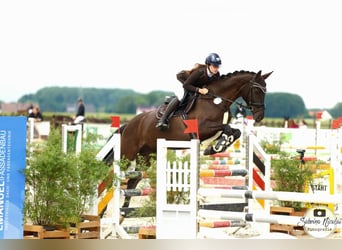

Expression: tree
xmin=328 ymin=103 xmax=342 ymax=118
xmin=114 ymin=95 xmax=138 ymax=113
xmin=18 ymin=87 xmax=170 ymax=114
xmin=265 ymin=92 xmax=307 ymax=118
xmin=17 ymin=87 xmax=315 ymax=117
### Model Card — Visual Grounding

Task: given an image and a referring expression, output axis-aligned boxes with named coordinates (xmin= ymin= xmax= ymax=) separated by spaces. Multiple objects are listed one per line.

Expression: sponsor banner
xmin=0 ymin=116 xmax=27 ymax=239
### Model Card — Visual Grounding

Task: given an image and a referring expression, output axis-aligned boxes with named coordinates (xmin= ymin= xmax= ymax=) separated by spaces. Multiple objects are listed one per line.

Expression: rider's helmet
xmin=205 ymin=53 xmax=222 ymax=67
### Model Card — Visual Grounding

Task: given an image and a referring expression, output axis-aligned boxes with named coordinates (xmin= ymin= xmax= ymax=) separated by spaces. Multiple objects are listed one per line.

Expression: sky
xmin=1 ymin=0 xmax=341 ymax=109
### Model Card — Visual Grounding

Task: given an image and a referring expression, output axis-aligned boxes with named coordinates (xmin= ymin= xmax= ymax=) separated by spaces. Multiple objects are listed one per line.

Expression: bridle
xmin=247 ymin=80 xmax=267 ymax=111
xmin=208 ymin=78 xmax=267 ymax=112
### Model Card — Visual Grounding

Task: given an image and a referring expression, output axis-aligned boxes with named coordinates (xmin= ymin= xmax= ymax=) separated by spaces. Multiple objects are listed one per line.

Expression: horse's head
xmin=242 ymin=70 xmax=272 ymax=122
xmin=206 ymin=70 xmax=272 ymax=123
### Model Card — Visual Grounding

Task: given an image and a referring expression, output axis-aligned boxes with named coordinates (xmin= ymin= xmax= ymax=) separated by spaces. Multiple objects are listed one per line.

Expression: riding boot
xmin=156 ymin=98 xmax=180 ymax=130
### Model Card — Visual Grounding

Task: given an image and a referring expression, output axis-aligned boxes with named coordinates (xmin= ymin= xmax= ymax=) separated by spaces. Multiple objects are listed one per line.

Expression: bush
xmin=271 ymin=152 xmax=314 ymax=210
xmin=25 ymin=127 xmax=109 ymax=227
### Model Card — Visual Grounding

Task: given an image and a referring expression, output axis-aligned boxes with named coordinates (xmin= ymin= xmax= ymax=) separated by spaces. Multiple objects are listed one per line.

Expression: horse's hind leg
xmin=120 ymin=176 xmax=142 ymax=223
xmin=203 ymin=125 xmax=241 ymax=155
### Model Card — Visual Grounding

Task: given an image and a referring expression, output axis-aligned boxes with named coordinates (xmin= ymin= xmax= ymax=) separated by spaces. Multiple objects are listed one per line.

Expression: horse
xmin=112 ymin=70 xmax=272 ymax=212
xmin=50 ymin=114 xmax=74 ymax=128
xmin=283 ymin=116 xmax=299 ymax=128
xmin=121 ymin=70 xmax=271 ymax=159
xmin=283 ymin=117 xmax=308 ymax=129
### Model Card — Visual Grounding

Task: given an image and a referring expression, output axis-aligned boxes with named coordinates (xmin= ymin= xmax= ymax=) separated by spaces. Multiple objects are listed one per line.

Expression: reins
xmin=206 ymin=79 xmax=266 ymax=111
xmin=206 ymin=92 xmax=249 ymax=109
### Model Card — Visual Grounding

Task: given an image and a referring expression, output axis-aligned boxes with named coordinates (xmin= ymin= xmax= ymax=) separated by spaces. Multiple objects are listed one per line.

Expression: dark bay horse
xmin=115 ymin=70 xmax=272 ymax=211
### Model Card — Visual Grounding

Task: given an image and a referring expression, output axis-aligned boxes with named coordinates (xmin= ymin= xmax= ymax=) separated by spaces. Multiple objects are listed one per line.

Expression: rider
xmin=156 ymin=53 xmax=222 ymax=130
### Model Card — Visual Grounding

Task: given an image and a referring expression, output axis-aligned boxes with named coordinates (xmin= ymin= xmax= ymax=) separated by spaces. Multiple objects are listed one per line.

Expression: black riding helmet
xmin=205 ymin=53 xmax=222 ymax=67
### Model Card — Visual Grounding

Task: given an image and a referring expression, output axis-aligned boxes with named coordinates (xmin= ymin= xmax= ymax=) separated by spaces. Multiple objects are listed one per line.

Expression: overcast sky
xmin=1 ymin=0 xmax=341 ymax=109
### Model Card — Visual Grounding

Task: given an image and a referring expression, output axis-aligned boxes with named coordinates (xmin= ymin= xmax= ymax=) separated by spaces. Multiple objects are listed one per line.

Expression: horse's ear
xmin=262 ymin=71 xmax=273 ymax=80
xmin=254 ymin=70 xmax=262 ymax=81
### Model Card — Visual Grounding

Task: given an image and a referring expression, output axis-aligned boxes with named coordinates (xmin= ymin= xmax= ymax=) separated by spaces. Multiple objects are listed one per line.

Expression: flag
xmin=111 ymin=116 xmax=120 ymax=128
xmin=316 ymin=111 xmax=323 ymax=120
xmin=183 ymin=119 xmax=199 ymax=139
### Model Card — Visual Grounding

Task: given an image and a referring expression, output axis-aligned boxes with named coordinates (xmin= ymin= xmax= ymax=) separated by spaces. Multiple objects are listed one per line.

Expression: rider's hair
xmin=177 ymin=64 xmax=206 ymax=84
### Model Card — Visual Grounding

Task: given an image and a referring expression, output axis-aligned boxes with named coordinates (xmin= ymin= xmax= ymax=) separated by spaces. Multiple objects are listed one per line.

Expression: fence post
xmin=156 ymin=139 xmax=199 ymax=239
xmin=61 ymin=124 xmax=82 ymax=154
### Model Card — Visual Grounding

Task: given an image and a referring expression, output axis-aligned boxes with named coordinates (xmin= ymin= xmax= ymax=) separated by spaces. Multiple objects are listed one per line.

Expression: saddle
xmin=156 ymin=95 xmax=197 ymax=120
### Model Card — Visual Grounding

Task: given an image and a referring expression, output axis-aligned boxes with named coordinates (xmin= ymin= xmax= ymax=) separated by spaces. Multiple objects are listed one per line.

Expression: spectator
xmin=235 ymin=105 xmax=246 ymax=119
xmin=27 ymin=103 xmax=33 ymax=115
xmin=28 ymin=106 xmax=43 ymax=122
xmin=73 ymin=98 xmax=85 ymax=124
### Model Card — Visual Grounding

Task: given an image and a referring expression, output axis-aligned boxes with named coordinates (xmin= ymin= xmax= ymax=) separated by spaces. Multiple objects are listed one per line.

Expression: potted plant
xmin=271 ymin=151 xmax=314 ymax=211
xmin=24 ymin=127 xmax=109 ymax=238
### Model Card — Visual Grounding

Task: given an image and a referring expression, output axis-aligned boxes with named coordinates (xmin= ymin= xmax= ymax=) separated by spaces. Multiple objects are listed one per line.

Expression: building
xmin=1 ymin=102 xmax=37 ymax=114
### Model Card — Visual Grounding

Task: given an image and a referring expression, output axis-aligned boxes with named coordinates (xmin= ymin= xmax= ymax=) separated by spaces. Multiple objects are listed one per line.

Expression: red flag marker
xmin=183 ymin=119 xmax=199 ymax=139
xmin=110 ymin=116 xmax=120 ymax=132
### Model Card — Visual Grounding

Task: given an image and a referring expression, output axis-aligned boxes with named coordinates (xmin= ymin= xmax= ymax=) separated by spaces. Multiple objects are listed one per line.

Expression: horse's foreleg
xmin=203 ymin=124 xmax=241 ymax=155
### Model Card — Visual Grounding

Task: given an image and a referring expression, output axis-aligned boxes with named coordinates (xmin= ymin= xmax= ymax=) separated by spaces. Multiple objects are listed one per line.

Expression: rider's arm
xmin=183 ymin=69 xmax=206 ymax=93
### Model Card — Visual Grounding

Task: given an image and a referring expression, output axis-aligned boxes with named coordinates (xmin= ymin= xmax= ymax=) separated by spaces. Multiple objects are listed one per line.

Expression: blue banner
xmin=0 ymin=116 xmax=26 ymax=239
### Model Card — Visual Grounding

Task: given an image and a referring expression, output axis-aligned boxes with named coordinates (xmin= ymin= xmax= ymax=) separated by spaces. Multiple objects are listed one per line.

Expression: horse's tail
xmin=117 ymin=124 xmax=127 ymax=134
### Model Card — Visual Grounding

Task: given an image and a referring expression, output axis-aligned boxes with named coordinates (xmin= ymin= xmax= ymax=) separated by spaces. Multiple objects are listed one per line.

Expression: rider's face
xmin=209 ymin=64 xmax=219 ymax=74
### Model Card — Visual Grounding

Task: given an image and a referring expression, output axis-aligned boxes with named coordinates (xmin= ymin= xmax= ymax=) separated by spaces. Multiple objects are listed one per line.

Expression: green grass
xmin=2 ymin=111 xmax=332 ymax=129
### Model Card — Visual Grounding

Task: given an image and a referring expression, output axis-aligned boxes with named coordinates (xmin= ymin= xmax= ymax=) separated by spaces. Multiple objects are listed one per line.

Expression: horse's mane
xmin=219 ymin=70 xmax=255 ymax=79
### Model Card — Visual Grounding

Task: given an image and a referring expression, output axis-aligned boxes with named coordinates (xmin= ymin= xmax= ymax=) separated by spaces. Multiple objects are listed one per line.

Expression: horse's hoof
xmin=119 ymin=215 xmax=125 ymax=224
xmin=203 ymin=129 xmax=242 ymax=155
xmin=232 ymin=128 xmax=242 ymax=138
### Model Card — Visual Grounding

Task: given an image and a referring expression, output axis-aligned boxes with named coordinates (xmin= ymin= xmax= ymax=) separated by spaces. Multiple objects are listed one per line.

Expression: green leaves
xmin=271 ymin=153 xmax=314 ymax=210
xmin=25 ymin=127 xmax=109 ymax=227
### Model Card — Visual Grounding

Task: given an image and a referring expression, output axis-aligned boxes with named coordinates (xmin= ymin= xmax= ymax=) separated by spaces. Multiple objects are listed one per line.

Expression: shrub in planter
xmin=271 ymin=152 xmax=314 ymax=211
xmin=25 ymin=127 xmax=109 ymax=228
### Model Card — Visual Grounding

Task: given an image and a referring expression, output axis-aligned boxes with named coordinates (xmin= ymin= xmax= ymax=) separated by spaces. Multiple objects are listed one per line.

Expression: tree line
xmin=13 ymin=86 xmax=342 ymax=119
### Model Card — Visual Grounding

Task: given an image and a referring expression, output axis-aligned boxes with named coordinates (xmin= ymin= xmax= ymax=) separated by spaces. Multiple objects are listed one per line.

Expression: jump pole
xmin=155 ymin=133 xmax=272 ymax=238
xmin=198 ymin=210 xmax=302 ymax=226
xmin=198 ymin=189 xmax=342 ymax=204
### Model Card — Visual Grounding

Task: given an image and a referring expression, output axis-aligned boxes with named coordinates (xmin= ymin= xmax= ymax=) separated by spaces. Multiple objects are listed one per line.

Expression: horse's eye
xmin=213 ymin=97 xmax=222 ymax=105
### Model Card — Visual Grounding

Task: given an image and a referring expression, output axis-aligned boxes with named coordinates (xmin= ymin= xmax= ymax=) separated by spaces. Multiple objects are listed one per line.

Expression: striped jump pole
xmin=198 ymin=210 xmax=302 ymax=226
xmin=120 ymin=188 xmax=154 ymax=197
xmin=206 ymin=164 xmax=231 ymax=170
xmin=200 ymin=169 xmax=248 ymax=178
xmin=200 ymin=184 xmax=247 ymax=190
xmin=120 ymin=170 xmax=148 ymax=179
xmin=198 ymin=189 xmax=342 ymax=204
xmin=199 ymin=220 xmax=247 ymax=228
